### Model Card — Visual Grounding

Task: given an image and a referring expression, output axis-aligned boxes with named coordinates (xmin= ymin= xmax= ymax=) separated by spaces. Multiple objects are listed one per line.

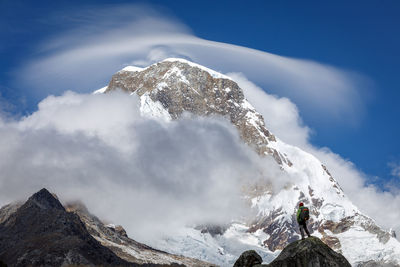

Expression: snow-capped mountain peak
xmin=97 ymin=58 xmax=400 ymax=266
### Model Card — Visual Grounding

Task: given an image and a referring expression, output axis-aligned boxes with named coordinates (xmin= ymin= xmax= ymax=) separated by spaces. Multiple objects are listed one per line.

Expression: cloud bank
xmin=16 ymin=4 xmax=371 ymax=125
xmin=0 ymin=91 xmax=289 ymax=243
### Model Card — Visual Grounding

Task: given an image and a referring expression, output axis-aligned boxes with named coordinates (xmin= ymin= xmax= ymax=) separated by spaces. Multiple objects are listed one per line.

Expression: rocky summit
xmin=106 ymin=58 xmax=289 ymax=166
xmin=0 ymin=188 xmax=131 ymax=267
xmin=100 ymin=59 xmax=400 ymax=266
xmin=234 ymin=237 xmax=351 ymax=267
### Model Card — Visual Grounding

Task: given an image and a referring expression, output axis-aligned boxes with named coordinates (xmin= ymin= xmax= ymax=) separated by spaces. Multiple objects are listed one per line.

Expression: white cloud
xmin=15 ymin=4 xmax=371 ymax=126
xmin=0 ymin=91 xmax=291 ymax=243
xmin=389 ymin=162 xmax=400 ymax=178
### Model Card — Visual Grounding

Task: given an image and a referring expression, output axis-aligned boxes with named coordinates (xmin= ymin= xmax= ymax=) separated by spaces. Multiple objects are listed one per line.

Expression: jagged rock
xmin=266 ymin=237 xmax=351 ymax=267
xmin=233 ymin=250 xmax=263 ymax=267
xmin=0 ymin=190 xmax=212 ymax=267
xmin=66 ymin=201 xmax=215 ymax=267
xmin=0 ymin=188 xmax=133 ymax=267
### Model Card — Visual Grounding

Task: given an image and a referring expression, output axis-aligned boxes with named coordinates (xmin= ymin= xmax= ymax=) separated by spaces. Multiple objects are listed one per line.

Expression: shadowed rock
xmin=266 ymin=237 xmax=351 ymax=267
xmin=235 ymin=237 xmax=351 ymax=267
xmin=233 ymin=250 xmax=263 ymax=267
xmin=0 ymin=188 xmax=133 ymax=267
xmin=0 ymin=189 xmax=208 ymax=267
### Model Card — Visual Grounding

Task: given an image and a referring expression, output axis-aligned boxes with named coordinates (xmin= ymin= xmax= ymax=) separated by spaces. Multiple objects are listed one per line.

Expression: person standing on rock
xmin=297 ymin=202 xmax=311 ymax=240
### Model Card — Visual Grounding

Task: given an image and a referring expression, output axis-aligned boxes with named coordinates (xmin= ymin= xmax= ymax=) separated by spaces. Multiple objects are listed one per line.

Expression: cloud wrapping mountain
xmin=0 ymin=91 xmax=292 ymax=243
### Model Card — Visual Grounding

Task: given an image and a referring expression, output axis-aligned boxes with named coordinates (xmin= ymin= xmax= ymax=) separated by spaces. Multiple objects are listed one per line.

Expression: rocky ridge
xmin=101 ymin=58 xmax=400 ymax=266
xmin=0 ymin=188 xmax=131 ymax=266
xmin=65 ymin=202 xmax=215 ymax=267
xmin=0 ymin=188 xmax=213 ymax=267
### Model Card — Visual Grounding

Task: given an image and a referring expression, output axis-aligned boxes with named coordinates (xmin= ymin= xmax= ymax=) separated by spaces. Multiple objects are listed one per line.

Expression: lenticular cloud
xmin=18 ymin=4 xmax=369 ymax=125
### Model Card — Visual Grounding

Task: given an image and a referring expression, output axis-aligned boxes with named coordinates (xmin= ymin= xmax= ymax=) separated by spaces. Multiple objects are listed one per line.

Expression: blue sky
xmin=1 ymin=0 xmax=400 ymax=189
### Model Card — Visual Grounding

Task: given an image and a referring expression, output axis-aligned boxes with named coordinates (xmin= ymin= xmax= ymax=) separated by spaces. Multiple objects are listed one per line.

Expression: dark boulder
xmin=267 ymin=236 xmax=351 ymax=267
xmin=233 ymin=250 xmax=263 ymax=267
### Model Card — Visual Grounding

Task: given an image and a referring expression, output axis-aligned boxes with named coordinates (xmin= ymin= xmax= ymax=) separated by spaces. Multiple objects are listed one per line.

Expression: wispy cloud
xmin=389 ymin=162 xmax=400 ymax=178
xmin=15 ymin=4 xmax=371 ymax=125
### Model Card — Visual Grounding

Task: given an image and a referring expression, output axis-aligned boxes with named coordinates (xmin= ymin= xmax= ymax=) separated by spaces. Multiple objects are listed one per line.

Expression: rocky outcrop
xmin=267 ymin=237 xmax=350 ymax=267
xmin=0 ymin=188 xmax=204 ymax=267
xmin=0 ymin=188 xmax=133 ymax=267
xmin=234 ymin=237 xmax=351 ymax=267
xmin=66 ymin=202 xmax=213 ymax=267
xmin=233 ymin=250 xmax=263 ymax=267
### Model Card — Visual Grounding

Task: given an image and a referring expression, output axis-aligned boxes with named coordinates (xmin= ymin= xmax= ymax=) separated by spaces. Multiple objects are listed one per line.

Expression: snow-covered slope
xmin=98 ymin=58 xmax=400 ymax=266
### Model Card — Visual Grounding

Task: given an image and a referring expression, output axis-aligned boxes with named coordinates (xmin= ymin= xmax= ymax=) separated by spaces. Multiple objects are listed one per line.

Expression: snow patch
xmin=139 ymin=93 xmax=171 ymax=121
xmin=337 ymin=227 xmax=400 ymax=265
xmin=154 ymin=226 xmax=277 ymax=267
xmin=93 ymin=86 xmax=107 ymax=94
xmin=321 ymin=203 xmax=346 ymax=222
xmin=106 ymin=223 xmax=116 ymax=229
xmin=163 ymin=66 xmax=190 ymax=85
xmin=162 ymin=58 xmax=233 ymax=80
xmin=120 ymin=66 xmax=145 ymax=72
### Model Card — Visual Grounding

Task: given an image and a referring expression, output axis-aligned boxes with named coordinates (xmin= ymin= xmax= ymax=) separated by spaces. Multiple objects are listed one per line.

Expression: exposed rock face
xmin=233 ymin=250 xmax=263 ymax=267
xmin=101 ymin=59 xmax=400 ymax=266
xmin=266 ymin=237 xmax=351 ymax=267
xmin=66 ymin=202 xmax=213 ymax=267
xmin=106 ymin=59 xmax=290 ymax=166
xmin=0 ymin=202 xmax=22 ymax=224
xmin=0 ymin=188 xmax=132 ymax=267
xmin=235 ymin=237 xmax=351 ymax=267
xmin=0 ymin=189 xmax=214 ymax=267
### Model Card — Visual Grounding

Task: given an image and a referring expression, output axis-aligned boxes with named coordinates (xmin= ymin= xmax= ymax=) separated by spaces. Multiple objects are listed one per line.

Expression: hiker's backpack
xmin=300 ymin=207 xmax=310 ymax=221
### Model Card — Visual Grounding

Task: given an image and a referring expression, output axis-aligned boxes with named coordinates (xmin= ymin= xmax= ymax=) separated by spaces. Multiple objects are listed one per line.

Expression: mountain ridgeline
xmin=0 ymin=189 xmax=352 ymax=267
xmin=0 ymin=188 xmax=213 ymax=267
xmin=0 ymin=188 xmax=131 ymax=266
xmin=102 ymin=58 xmax=400 ymax=266
xmin=0 ymin=58 xmax=398 ymax=267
